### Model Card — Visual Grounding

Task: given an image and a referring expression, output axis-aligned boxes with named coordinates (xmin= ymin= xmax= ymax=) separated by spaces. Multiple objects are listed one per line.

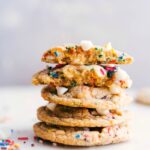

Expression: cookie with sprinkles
xmin=37 ymin=105 xmax=131 ymax=127
xmin=33 ymin=122 xmax=131 ymax=146
xmin=41 ymin=41 xmax=133 ymax=65
xmin=41 ymin=85 xmax=132 ymax=109
xmin=32 ymin=65 xmax=132 ymax=91
xmin=32 ymin=40 xmax=134 ymax=147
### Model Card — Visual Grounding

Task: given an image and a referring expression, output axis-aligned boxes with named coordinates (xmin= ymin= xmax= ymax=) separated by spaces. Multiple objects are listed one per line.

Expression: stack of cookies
xmin=32 ymin=41 xmax=133 ymax=146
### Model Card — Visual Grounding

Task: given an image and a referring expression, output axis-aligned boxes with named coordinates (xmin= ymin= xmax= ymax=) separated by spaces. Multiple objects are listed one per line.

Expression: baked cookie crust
xmin=32 ymin=65 xmax=132 ymax=92
xmin=42 ymin=42 xmax=133 ymax=65
xmin=37 ymin=106 xmax=130 ymax=127
xmin=33 ymin=122 xmax=130 ymax=146
xmin=41 ymin=86 xmax=132 ymax=109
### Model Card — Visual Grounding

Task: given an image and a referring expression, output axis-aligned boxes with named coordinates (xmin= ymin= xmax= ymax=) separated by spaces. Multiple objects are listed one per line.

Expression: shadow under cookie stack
xmin=32 ymin=41 xmax=133 ymax=146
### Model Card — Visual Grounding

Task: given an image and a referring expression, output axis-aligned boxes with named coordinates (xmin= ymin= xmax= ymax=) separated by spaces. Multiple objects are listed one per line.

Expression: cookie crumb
xmin=52 ymin=142 xmax=57 ymax=146
xmin=31 ymin=143 xmax=35 ymax=147
xmin=39 ymin=139 xmax=43 ymax=144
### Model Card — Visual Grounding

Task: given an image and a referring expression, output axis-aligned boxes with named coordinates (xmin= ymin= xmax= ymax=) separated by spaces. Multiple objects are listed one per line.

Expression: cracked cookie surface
xmin=37 ymin=106 xmax=130 ymax=127
xmin=41 ymin=86 xmax=132 ymax=109
xmin=33 ymin=122 xmax=130 ymax=146
xmin=32 ymin=65 xmax=132 ymax=94
xmin=41 ymin=42 xmax=133 ymax=65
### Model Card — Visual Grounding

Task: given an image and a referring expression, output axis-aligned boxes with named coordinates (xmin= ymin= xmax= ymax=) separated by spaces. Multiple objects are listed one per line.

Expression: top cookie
xmin=42 ymin=41 xmax=133 ymax=65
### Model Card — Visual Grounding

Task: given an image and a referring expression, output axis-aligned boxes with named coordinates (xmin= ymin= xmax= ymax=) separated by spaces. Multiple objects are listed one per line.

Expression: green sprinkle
xmin=99 ymin=54 xmax=103 ymax=57
xmin=66 ymin=47 xmax=71 ymax=51
xmin=90 ymin=68 xmax=94 ymax=71
xmin=71 ymin=80 xmax=77 ymax=87
xmin=47 ymin=66 xmax=52 ymax=72
xmin=49 ymin=72 xmax=59 ymax=78
xmin=95 ymin=47 xmax=103 ymax=51
xmin=107 ymin=71 xmax=114 ymax=78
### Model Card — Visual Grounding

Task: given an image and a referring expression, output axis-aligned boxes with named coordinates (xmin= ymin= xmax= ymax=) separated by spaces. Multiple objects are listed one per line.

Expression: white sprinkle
xmin=101 ymin=64 xmax=116 ymax=67
xmin=80 ymin=40 xmax=93 ymax=51
xmin=56 ymin=87 xmax=68 ymax=96
xmin=114 ymin=68 xmax=132 ymax=88
xmin=96 ymin=108 xmax=110 ymax=115
xmin=103 ymin=42 xmax=112 ymax=51
xmin=47 ymin=103 xmax=57 ymax=111
xmin=52 ymin=143 xmax=57 ymax=146
xmin=82 ymin=65 xmax=106 ymax=77
xmin=39 ymin=139 xmax=43 ymax=144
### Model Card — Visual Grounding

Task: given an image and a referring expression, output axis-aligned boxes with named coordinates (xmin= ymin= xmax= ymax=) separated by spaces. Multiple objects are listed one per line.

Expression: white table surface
xmin=0 ymin=86 xmax=150 ymax=150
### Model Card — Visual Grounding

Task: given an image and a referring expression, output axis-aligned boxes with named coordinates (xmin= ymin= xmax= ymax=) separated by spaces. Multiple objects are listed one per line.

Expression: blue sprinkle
xmin=118 ymin=53 xmax=124 ymax=61
xmin=54 ymin=51 xmax=59 ymax=57
xmin=50 ymin=72 xmax=59 ymax=78
xmin=75 ymin=134 xmax=81 ymax=139
xmin=0 ymin=143 xmax=6 ymax=146
xmin=11 ymin=129 xmax=14 ymax=134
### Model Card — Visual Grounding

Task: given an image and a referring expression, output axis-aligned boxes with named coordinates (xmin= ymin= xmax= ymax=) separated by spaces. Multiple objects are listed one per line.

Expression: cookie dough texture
xmin=41 ymin=42 xmax=133 ymax=65
xmin=37 ymin=106 xmax=130 ymax=127
xmin=41 ymin=86 xmax=132 ymax=109
xmin=136 ymin=88 xmax=150 ymax=105
xmin=32 ymin=65 xmax=132 ymax=90
xmin=33 ymin=122 xmax=130 ymax=146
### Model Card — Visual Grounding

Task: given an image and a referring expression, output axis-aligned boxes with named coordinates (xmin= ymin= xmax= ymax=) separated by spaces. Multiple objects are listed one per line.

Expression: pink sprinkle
xmin=33 ymin=136 xmax=37 ymax=140
xmin=107 ymin=127 xmax=112 ymax=136
xmin=105 ymin=66 xmax=115 ymax=71
xmin=5 ymin=139 xmax=11 ymax=144
xmin=84 ymin=134 xmax=89 ymax=138
xmin=54 ymin=64 xmax=64 ymax=69
xmin=100 ymin=68 xmax=105 ymax=75
xmin=18 ymin=137 xmax=29 ymax=140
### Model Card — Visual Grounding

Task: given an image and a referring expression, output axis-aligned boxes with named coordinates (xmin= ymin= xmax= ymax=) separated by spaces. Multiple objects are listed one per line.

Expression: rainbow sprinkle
xmin=75 ymin=134 xmax=81 ymax=139
xmin=0 ymin=139 xmax=19 ymax=150
xmin=118 ymin=53 xmax=125 ymax=61
xmin=54 ymin=51 xmax=59 ymax=57
xmin=49 ymin=72 xmax=59 ymax=78
xmin=17 ymin=137 xmax=28 ymax=141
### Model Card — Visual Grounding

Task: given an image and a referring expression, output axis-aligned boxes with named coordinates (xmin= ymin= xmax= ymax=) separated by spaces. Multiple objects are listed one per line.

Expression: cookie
xmin=33 ymin=122 xmax=130 ymax=146
xmin=37 ymin=106 xmax=131 ymax=127
xmin=42 ymin=41 xmax=133 ymax=65
xmin=42 ymin=85 xmax=124 ymax=99
xmin=41 ymin=86 xmax=132 ymax=109
xmin=32 ymin=65 xmax=132 ymax=92
xmin=136 ymin=88 xmax=150 ymax=105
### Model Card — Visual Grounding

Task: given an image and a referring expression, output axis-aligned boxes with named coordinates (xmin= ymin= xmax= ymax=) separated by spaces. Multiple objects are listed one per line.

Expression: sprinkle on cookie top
xmin=42 ymin=40 xmax=134 ymax=65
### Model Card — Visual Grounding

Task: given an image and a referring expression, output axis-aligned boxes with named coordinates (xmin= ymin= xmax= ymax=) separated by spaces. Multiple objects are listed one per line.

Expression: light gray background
xmin=0 ymin=0 xmax=149 ymax=88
